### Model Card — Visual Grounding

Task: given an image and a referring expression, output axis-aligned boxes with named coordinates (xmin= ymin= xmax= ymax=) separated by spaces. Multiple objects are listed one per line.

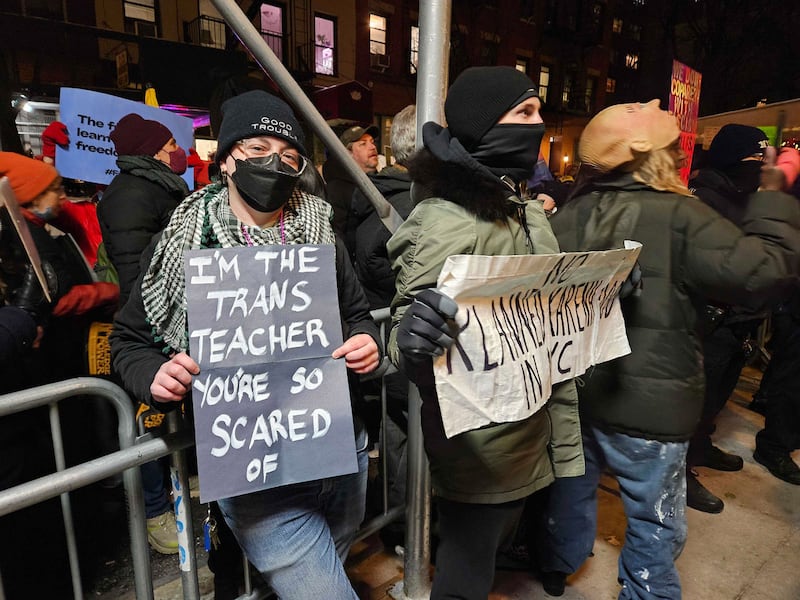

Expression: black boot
xmin=540 ymin=570 xmax=567 ymax=596
xmin=695 ymin=445 xmax=744 ymax=472
xmin=686 ymin=471 xmax=724 ymax=513
xmin=754 ymin=447 xmax=800 ymax=485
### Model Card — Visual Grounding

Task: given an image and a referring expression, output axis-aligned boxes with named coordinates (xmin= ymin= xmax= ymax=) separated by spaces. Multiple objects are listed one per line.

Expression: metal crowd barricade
xmin=0 ymin=307 xmax=432 ymax=599
xmin=0 ymin=377 xmax=191 ymax=600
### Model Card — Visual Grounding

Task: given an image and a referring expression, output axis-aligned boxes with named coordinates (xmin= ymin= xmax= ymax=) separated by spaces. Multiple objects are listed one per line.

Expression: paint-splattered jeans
xmin=538 ymin=424 xmax=688 ymax=600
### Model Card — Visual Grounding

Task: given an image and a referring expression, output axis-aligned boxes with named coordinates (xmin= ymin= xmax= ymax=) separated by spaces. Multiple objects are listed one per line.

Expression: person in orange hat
xmin=0 ymin=152 xmax=118 ymax=323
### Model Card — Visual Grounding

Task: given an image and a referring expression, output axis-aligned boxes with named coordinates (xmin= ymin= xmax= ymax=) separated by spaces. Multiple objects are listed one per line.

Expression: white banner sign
xmin=434 ymin=243 xmax=641 ymax=438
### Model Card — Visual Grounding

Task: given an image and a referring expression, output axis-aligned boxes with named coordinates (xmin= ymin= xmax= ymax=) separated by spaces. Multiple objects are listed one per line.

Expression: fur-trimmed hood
xmin=407 ymin=122 xmax=516 ymax=222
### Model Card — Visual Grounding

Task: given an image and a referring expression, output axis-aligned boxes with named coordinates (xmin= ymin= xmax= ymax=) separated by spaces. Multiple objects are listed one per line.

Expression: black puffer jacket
xmin=350 ymin=166 xmax=414 ymax=309
xmin=97 ymin=171 xmax=185 ymax=305
xmin=550 ymin=173 xmax=800 ymax=441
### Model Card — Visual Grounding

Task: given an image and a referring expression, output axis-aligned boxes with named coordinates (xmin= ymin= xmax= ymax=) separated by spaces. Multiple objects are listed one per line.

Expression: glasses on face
xmin=236 ymin=139 xmax=304 ymax=171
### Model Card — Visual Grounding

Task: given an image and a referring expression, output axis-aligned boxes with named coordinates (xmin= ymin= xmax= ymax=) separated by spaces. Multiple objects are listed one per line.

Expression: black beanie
xmin=444 ymin=66 xmax=538 ymax=151
xmin=707 ymin=124 xmax=768 ymax=169
xmin=216 ymin=90 xmax=306 ymax=164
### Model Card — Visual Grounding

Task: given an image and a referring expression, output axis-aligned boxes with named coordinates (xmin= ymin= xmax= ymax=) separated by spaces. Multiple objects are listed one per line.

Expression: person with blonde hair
xmin=536 ymin=100 xmax=800 ymax=598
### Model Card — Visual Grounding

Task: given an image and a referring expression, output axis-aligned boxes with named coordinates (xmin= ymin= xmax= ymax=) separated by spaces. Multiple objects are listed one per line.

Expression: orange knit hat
xmin=0 ymin=151 xmax=59 ymax=205
xmin=579 ymin=100 xmax=680 ymax=173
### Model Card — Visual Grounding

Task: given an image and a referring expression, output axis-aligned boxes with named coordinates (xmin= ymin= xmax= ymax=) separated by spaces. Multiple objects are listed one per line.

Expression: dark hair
xmin=297 ymin=164 xmax=327 ymax=199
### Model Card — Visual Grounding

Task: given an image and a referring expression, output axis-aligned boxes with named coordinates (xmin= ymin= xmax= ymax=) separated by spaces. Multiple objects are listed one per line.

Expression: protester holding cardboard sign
xmin=386 ymin=66 xmax=584 ymax=599
xmin=540 ymin=101 xmax=800 ymax=598
xmin=110 ymin=90 xmax=381 ymax=599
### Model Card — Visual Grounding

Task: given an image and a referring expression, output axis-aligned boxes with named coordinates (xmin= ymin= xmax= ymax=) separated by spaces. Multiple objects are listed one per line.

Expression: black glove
xmin=619 ymin=261 xmax=643 ymax=299
xmin=10 ymin=263 xmax=57 ymax=324
xmin=396 ymin=288 xmax=459 ymax=358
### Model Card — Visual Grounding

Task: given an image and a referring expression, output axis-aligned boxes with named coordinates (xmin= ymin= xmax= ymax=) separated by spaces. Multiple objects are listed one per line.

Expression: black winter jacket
xmin=97 ymin=172 xmax=184 ymax=305
xmin=551 ymin=173 xmax=800 ymax=441
xmin=350 ymin=166 xmax=415 ymax=309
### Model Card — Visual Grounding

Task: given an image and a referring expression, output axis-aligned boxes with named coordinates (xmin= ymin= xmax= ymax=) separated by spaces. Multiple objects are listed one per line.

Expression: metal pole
xmin=210 ymin=0 xmax=404 ymax=234
xmin=167 ymin=412 xmax=201 ymax=600
xmin=49 ymin=403 xmax=84 ymax=600
xmin=392 ymin=3 xmax=453 ymax=598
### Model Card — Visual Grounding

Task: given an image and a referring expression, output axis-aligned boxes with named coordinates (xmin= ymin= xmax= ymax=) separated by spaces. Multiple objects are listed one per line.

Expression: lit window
xmin=606 ymin=77 xmax=616 ymax=93
xmin=260 ymin=3 xmax=284 ymax=61
xmin=370 ymin=14 xmax=387 ymax=56
xmin=410 ymin=25 xmax=419 ymax=74
xmin=314 ymin=15 xmax=335 ymax=75
xmin=516 ymin=58 xmax=529 ymax=74
xmin=124 ymin=0 xmax=157 ymax=36
xmin=625 ymin=53 xmax=639 ymax=70
xmin=612 ymin=18 xmax=623 ymax=33
xmin=539 ymin=65 xmax=550 ymax=104
xmin=562 ymin=73 xmax=573 ymax=106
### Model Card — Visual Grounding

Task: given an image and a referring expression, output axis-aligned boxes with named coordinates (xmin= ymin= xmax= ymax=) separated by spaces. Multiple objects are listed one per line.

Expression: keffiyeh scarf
xmin=141 ymin=182 xmax=335 ymax=352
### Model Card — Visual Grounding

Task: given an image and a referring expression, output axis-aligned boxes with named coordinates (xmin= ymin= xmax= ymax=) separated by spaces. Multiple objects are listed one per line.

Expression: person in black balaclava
xmin=686 ymin=124 xmax=772 ymax=514
xmin=386 ymin=66 xmax=584 ymax=599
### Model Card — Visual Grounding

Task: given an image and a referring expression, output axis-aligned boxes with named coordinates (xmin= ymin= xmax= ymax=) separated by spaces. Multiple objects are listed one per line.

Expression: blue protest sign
xmin=56 ymin=87 xmax=194 ymax=187
xmin=184 ymin=244 xmax=358 ymax=503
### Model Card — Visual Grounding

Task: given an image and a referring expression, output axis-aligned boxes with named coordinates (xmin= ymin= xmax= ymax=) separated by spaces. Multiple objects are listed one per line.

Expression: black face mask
xmin=725 ymin=160 xmax=763 ymax=194
xmin=230 ymin=154 xmax=305 ymax=213
xmin=470 ymin=123 xmax=546 ymax=183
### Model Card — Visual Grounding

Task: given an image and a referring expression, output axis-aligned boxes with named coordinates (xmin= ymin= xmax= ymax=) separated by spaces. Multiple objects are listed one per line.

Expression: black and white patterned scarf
xmin=141 ymin=182 xmax=335 ymax=352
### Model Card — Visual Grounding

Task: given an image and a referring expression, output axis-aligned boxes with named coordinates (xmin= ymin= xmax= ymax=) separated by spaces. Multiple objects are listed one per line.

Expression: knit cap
xmin=216 ymin=90 xmax=306 ymax=164
xmin=579 ymin=100 xmax=680 ymax=172
xmin=0 ymin=151 xmax=59 ymax=205
xmin=444 ymin=66 xmax=538 ymax=151
xmin=110 ymin=113 xmax=174 ymax=157
xmin=707 ymin=124 xmax=768 ymax=169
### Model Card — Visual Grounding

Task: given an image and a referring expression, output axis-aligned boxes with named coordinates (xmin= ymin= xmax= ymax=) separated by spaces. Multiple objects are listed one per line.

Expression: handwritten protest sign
xmin=434 ymin=244 xmax=641 ymax=439
xmin=184 ymin=244 xmax=357 ymax=503
xmin=57 ymin=87 xmax=194 ymax=187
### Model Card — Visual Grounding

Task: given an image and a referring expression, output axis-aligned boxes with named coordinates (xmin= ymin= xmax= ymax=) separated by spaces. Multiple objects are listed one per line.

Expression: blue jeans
xmin=141 ymin=458 xmax=171 ymax=518
xmin=217 ymin=427 xmax=369 ymax=599
xmin=539 ymin=424 xmax=688 ymax=600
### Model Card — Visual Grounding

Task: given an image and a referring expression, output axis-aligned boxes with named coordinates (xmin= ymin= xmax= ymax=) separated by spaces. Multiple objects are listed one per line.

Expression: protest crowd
xmin=3 ymin=57 xmax=800 ymax=600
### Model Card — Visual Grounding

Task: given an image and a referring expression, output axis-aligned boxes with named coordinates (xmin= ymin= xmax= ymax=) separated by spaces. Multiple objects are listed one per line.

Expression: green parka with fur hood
xmin=550 ymin=173 xmax=800 ymax=441
xmin=387 ymin=137 xmax=584 ymax=504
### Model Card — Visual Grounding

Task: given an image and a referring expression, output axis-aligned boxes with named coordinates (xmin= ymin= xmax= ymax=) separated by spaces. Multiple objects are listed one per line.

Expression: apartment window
xmin=562 ymin=72 xmax=573 ymax=106
xmin=314 ymin=15 xmax=336 ymax=75
xmin=625 ymin=53 xmax=639 ymax=70
xmin=629 ymin=23 xmax=642 ymax=40
xmin=410 ymin=25 xmax=420 ymax=74
xmin=260 ymin=3 xmax=284 ymax=62
xmin=515 ymin=58 xmax=529 ymax=74
xmin=124 ymin=0 xmax=157 ymax=36
xmin=584 ymin=77 xmax=596 ymax=112
xmin=539 ymin=65 xmax=550 ymax=105
xmin=606 ymin=77 xmax=616 ymax=93
xmin=612 ymin=18 xmax=623 ymax=33
xmin=370 ymin=13 xmax=388 ymax=64
xmin=26 ymin=0 xmax=64 ymax=18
